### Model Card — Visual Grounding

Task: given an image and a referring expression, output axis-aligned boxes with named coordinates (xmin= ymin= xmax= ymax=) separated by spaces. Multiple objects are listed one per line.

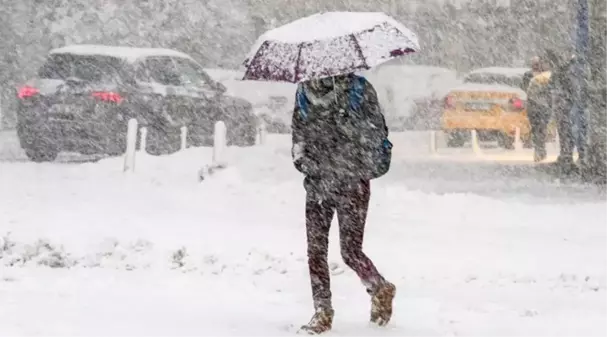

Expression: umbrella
xmin=242 ymin=12 xmax=420 ymax=83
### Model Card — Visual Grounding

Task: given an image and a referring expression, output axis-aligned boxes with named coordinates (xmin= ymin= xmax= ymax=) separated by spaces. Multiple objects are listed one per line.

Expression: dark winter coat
xmin=547 ymin=52 xmax=577 ymax=107
xmin=291 ymin=74 xmax=388 ymax=185
xmin=522 ymin=70 xmax=537 ymax=91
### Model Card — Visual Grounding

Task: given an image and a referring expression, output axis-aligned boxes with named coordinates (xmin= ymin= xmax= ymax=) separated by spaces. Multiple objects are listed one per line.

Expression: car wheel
xmin=24 ymin=145 xmax=59 ymax=162
xmin=229 ymin=125 xmax=257 ymax=147
xmin=446 ymin=130 xmax=466 ymax=148
xmin=497 ymin=133 xmax=515 ymax=150
xmin=226 ymin=116 xmax=258 ymax=147
xmin=104 ymin=122 xmax=132 ymax=156
xmin=17 ymin=123 xmax=59 ymax=162
xmin=187 ymin=123 xmax=214 ymax=147
xmin=146 ymin=125 xmax=181 ymax=156
xmin=244 ymin=128 xmax=257 ymax=146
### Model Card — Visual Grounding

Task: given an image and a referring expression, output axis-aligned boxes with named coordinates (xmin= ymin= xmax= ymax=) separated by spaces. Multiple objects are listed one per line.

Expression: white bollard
xmin=180 ymin=126 xmax=188 ymax=151
xmin=429 ymin=130 xmax=437 ymax=154
xmin=212 ymin=121 xmax=227 ymax=167
xmin=123 ymin=118 xmax=138 ymax=172
xmin=199 ymin=121 xmax=228 ymax=182
xmin=139 ymin=127 xmax=147 ymax=152
xmin=0 ymin=95 xmax=3 ymax=129
xmin=471 ymin=130 xmax=482 ymax=155
xmin=258 ymin=123 xmax=267 ymax=145
xmin=514 ymin=127 xmax=523 ymax=151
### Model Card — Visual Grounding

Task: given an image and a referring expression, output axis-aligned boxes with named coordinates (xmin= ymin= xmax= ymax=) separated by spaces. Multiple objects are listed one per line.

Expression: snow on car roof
xmin=363 ymin=64 xmax=460 ymax=99
xmin=381 ymin=65 xmax=457 ymax=76
xmin=451 ymin=83 xmax=527 ymax=98
xmin=221 ymin=79 xmax=295 ymax=105
xmin=49 ymin=44 xmax=194 ymax=63
xmin=468 ymin=67 xmax=529 ymax=77
xmin=204 ymin=68 xmax=245 ymax=82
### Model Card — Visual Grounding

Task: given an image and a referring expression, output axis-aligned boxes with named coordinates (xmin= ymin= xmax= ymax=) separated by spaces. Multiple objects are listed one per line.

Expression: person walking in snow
xmin=546 ymin=49 xmax=578 ymax=173
xmin=525 ymin=56 xmax=553 ymax=162
xmin=522 ymin=56 xmax=543 ymax=91
xmin=291 ymin=73 xmax=395 ymax=334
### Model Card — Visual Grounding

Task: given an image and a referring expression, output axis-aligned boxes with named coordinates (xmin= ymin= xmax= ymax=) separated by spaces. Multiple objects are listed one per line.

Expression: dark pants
xmin=571 ymin=101 xmax=588 ymax=163
xmin=527 ymin=100 xmax=551 ymax=160
xmin=304 ymin=177 xmax=385 ymax=310
xmin=554 ymin=96 xmax=575 ymax=163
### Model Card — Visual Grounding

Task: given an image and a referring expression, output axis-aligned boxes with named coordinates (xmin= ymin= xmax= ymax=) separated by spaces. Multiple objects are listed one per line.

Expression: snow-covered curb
xmin=0 ymin=234 xmax=299 ymax=275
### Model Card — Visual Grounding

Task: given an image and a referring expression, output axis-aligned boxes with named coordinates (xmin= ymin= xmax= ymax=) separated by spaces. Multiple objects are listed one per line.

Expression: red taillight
xmin=510 ymin=97 xmax=525 ymax=110
xmin=17 ymin=86 xmax=39 ymax=99
xmin=92 ymin=91 xmax=123 ymax=104
xmin=444 ymin=95 xmax=455 ymax=109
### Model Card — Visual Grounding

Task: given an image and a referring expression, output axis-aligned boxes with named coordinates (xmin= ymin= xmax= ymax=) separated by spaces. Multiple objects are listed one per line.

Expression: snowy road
xmin=0 ymin=133 xmax=605 ymax=336
xmin=0 ymin=129 xmax=23 ymax=162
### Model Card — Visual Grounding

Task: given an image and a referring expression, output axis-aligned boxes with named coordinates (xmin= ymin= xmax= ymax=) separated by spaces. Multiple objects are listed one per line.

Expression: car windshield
xmin=464 ymin=72 xmax=522 ymax=87
xmin=38 ymin=54 xmax=125 ymax=83
xmin=173 ymin=57 xmax=215 ymax=88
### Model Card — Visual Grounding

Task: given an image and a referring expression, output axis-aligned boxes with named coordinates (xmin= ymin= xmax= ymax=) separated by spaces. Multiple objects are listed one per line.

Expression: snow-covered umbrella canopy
xmin=242 ymin=12 xmax=420 ymax=83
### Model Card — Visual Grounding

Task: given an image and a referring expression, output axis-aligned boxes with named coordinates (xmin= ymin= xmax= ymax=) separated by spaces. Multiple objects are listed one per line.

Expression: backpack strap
xmin=296 ymin=76 xmax=367 ymax=119
xmin=296 ymin=83 xmax=309 ymax=120
xmin=348 ymin=75 xmax=366 ymax=112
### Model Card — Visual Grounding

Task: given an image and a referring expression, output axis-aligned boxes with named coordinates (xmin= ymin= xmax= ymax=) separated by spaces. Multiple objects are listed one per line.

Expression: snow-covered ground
xmin=0 ymin=133 xmax=605 ymax=336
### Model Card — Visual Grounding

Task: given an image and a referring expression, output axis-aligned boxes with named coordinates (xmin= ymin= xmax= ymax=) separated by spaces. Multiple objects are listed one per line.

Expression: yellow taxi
xmin=441 ymin=67 xmax=534 ymax=149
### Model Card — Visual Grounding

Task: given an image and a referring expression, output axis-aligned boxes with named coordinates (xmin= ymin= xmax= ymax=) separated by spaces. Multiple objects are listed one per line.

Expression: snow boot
xmin=534 ymin=147 xmax=547 ymax=162
xmin=370 ymin=282 xmax=396 ymax=326
xmin=299 ymin=307 xmax=334 ymax=335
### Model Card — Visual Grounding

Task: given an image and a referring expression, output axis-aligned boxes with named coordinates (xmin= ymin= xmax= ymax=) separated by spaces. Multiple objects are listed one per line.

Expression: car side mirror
xmin=215 ymin=82 xmax=227 ymax=94
xmin=123 ymin=76 xmax=138 ymax=88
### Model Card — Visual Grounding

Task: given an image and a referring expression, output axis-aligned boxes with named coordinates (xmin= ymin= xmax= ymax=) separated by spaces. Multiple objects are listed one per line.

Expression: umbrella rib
xmin=243 ymin=41 xmax=270 ymax=80
xmin=350 ymin=34 xmax=368 ymax=69
xmin=293 ymin=42 xmax=304 ymax=83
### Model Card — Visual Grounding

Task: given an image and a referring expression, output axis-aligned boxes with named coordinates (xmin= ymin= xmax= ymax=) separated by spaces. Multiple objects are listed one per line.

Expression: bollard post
xmin=139 ymin=127 xmax=147 ymax=153
xmin=0 ymin=95 xmax=3 ymax=130
xmin=429 ymin=130 xmax=437 ymax=154
xmin=213 ymin=121 xmax=227 ymax=167
xmin=199 ymin=121 xmax=228 ymax=182
xmin=471 ymin=130 xmax=482 ymax=155
xmin=180 ymin=126 xmax=188 ymax=151
xmin=123 ymin=118 xmax=138 ymax=172
xmin=258 ymin=123 xmax=267 ymax=145
xmin=514 ymin=127 xmax=523 ymax=151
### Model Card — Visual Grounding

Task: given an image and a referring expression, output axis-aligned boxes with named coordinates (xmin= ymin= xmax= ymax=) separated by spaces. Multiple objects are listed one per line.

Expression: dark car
xmin=16 ymin=44 xmax=257 ymax=162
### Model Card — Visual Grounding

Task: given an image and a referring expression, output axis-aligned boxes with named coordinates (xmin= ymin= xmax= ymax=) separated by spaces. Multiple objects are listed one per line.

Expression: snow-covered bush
xmin=0 ymin=237 xmax=75 ymax=268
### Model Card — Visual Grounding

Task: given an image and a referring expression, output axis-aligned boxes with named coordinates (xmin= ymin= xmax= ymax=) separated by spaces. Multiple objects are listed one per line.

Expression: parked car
xmin=441 ymin=67 xmax=554 ymax=149
xmin=255 ymin=95 xmax=292 ymax=133
xmin=16 ymin=44 xmax=257 ymax=162
xmin=202 ymin=68 xmax=245 ymax=82
xmin=219 ymin=78 xmax=295 ymax=134
xmin=363 ymin=64 xmax=460 ymax=130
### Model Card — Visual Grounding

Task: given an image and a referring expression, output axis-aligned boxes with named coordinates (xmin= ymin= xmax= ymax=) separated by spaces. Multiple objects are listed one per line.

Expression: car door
xmin=171 ymin=57 xmax=223 ymax=123
xmin=133 ymin=56 xmax=191 ymax=127
xmin=172 ymin=57 xmax=218 ymax=98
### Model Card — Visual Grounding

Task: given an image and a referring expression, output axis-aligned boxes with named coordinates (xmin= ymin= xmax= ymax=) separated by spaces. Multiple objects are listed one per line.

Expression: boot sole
xmin=371 ymin=284 xmax=396 ymax=326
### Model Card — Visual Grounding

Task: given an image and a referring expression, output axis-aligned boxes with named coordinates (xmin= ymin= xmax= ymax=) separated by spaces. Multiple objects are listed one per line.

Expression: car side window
xmin=145 ymin=57 xmax=181 ymax=86
xmin=173 ymin=58 xmax=214 ymax=89
xmin=134 ymin=62 xmax=150 ymax=82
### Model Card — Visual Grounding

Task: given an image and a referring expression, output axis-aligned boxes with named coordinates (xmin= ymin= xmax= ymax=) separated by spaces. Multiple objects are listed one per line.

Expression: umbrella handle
xmin=333 ymin=77 xmax=337 ymax=103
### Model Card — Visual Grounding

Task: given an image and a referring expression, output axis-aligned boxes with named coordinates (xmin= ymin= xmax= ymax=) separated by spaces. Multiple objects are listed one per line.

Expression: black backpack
xmin=296 ymin=75 xmax=392 ymax=180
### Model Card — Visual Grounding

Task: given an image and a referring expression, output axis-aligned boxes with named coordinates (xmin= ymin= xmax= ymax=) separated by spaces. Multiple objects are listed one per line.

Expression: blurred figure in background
xmin=525 ymin=56 xmax=553 ymax=162
xmin=546 ymin=49 xmax=578 ymax=173
xmin=522 ymin=56 xmax=543 ymax=91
